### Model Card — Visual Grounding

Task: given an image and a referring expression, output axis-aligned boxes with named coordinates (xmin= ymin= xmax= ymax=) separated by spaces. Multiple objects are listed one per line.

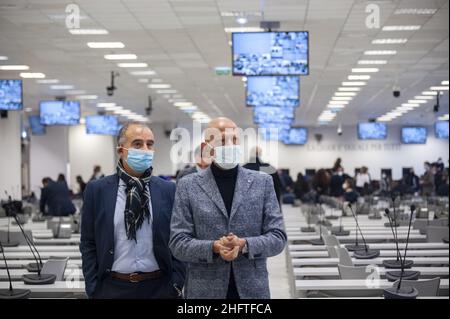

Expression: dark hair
xmin=57 ymin=174 xmax=66 ymax=182
xmin=117 ymin=121 xmax=152 ymax=145
xmin=42 ymin=177 xmax=51 ymax=184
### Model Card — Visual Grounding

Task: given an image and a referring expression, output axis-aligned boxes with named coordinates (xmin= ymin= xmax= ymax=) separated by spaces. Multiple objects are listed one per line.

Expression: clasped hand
xmin=213 ymin=233 xmax=246 ymax=262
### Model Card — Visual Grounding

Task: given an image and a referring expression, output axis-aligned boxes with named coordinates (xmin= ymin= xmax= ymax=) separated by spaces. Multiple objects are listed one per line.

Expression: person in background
xmin=403 ymin=168 xmax=420 ymax=195
xmin=89 ymin=165 xmax=104 ymax=182
xmin=343 ymin=178 xmax=359 ymax=204
xmin=355 ymin=166 xmax=371 ymax=195
xmin=433 ymin=162 xmax=444 ymax=193
xmin=278 ymin=169 xmax=294 ymax=194
xmin=293 ymin=172 xmax=310 ymax=201
xmin=76 ymin=175 xmax=87 ymax=197
xmin=176 ymin=143 xmax=211 ymax=183
xmin=312 ymin=169 xmax=330 ymax=197
xmin=243 ymin=146 xmax=282 ymax=203
xmin=379 ymin=172 xmax=392 ymax=196
xmin=332 ymin=158 xmax=343 ymax=172
xmin=80 ymin=122 xmax=185 ymax=299
xmin=436 ymin=170 xmax=449 ymax=197
xmin=57 ymin=173 xmax=68 ymax=190
xmin=421 ymin=162 xmax=435 ymax=197
xmin=329 ymin=166 xmax=345 ymax=197
xmin=40 ymin=177 xmax=76 ymax=216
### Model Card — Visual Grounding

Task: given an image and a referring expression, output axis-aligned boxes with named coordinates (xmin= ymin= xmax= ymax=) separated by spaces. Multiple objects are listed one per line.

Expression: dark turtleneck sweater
xmin=210 ymin=162 xmax=240 ymax=299
xmin=211 ymin=162 xmax=238 ymax=215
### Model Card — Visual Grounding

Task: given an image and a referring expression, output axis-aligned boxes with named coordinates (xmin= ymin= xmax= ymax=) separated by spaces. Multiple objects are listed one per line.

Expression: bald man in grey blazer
xmin=169 ymin=118 xmax=286 ymax=299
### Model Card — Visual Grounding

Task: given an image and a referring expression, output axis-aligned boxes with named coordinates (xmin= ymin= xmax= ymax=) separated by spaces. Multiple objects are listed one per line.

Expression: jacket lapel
xmin=104 ymin=174 xmax=119 ymax=242
xmin=149 ymin=176 xmax=161 ymax=231
xmin=197 ymin=167 xmax=228 ymax=219
xmin=230 ymin=167 xmax=254 ymax=220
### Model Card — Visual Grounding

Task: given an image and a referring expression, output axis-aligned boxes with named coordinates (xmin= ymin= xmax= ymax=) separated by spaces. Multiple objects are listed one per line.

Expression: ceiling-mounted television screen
xmin=246 ymin=76 xmax=300 ymax=108
xmin=282 ymin=128 xmax=308 ymax=145
xmin=0 ymin=79 xmax=23 ymax=110
xmin=40 ymin=100 xmax=80 ymax=125
xmin=358 ymin=122 xmax=388 ymax=140
xmin=86 ymin=115 xmax=120 ymax=136
xmin=435 ymin=121 xmax=449 ymax=139
xmin=259 ymin=123 xmax=291 ymax=141
xmin=28 ymin=115 xmax=46 ymax=135
xmin=401 ymin=127 xmax=427 ymax=144
xmin=253 ymin=106 xmax=295 ymax=125
xmin=232 ymin=31 xmax=309 ymax=76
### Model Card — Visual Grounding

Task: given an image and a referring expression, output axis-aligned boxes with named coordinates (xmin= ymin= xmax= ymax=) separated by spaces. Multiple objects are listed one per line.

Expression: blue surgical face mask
xmin=212 ymin=144 xmax=242 ymax=170
xmin=124 ymin=148 xmax=154 ymax=173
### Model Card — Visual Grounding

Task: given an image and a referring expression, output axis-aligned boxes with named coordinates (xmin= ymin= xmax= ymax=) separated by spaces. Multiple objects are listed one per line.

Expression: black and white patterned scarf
xmin=117 ymin=160 xmax=153 ymax=242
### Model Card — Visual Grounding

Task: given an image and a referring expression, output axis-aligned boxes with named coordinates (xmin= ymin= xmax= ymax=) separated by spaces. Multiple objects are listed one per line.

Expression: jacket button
xmin=109 ymin=249 xmax=114 ymax=255
xmin=106 ymin=269 xmax=111 ymax=273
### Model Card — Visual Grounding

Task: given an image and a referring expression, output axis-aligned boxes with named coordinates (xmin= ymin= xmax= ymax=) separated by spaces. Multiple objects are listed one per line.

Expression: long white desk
xmin=288 ymin=233 xmax=427 ymax=242
xmin=294 ymin=267 xmax=450 ymax=278
xmin=1 ymin=259 xmax=82 ymax=269
xmin=34 ymin=238 xmax=80 ymax=245
xmin=3 ymin=245 xmax=80 ymax=252
xmin=289 ymin=243 xmax=449 ymax=251
xmin=0 ymin=269 xmax=85 ymax=281
xmin=290 ymin=249 xmax=449 ymax=258
xmin=2 ymin=251 xmax=81 ymax=260
xmin=0 ymin=281 xmax=86 ymax=296
xmin=291 ymin=257 xmax=449 ymax=267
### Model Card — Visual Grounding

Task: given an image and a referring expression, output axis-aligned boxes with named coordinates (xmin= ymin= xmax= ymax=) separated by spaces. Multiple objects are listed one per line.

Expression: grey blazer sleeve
xmin=245 ymin=175 xmax=287 ymax=259
xmin=169 ymin=178 xmax=215 ymax=264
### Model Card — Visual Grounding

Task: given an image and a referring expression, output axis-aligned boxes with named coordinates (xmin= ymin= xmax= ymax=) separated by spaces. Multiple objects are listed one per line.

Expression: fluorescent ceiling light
xmin=327 ymin=104 xmax=346 ymax=109
xmin=397 ymin=106 xmax=414 ymax=111
xmin=334 ymin=92 xmax=357 ymax=96
xmin=352 ymin=68 xmax=379 ymax=73
xmin=430 ymin=86 xmax=449 ymax=91
xmin=338 ymin=87 xmax=361 ymax=92
xmin=402 ymin=103 xmax=420 ymax=107
xmin=130 ymin=70 xmax=156 ymax=76
xmin=331 ymin=96 xmax=353 ymax=101
xmin=357 ymin=60 xmax=387 ymax=65
xmin=372 ymin=38 xmax=408 ymax=44
xmin=0 ymin=56 xmax=8 ymax=60
xmin=224 ymin=27 xmax=263 ymax=33
xmin=394 ymin=8 xmax=437 ymax=15
xmin=104 ymin=54 xmax=137 ymax=60
xmin=348 ymin=75 xmax=371 ymax=80
xmin=442 ymin=81 xmax=449 ymax=86
xmin=364 ymin=50 xmax=397 ymax=55
xmin=377 ymin=118 xmax=392 ymax=122
xmin=157 ymin=89 xmax=177 ymax=94
xmin=422 ymin=91 xmax=438 ymax=96
xmin=0 ymin=65 xmax=29 ymax=70
xmin=174 ymin=102 xmax=193 ymax=107
xmin=414 ymin=96 xmax=434 ymax=100
xmin=118 ymin=63 xmax=148 ymax=68
xmin=69 ymin=29 xmax=108 ymax=35
xmin=382 ymin=25 xmax=421 ymax=31
xmin=20 ymin=72 xmax=45 ymax=78
xmin=66 ymin=90 xmax=86 ymax=95
xmin=76 ymin=95 xmax=98 ymax=100
xmin=148 ymin=84 xmax=171 ymax=89
xmin=87 ymin=42 xmax=125 ymax=48
xmin=342 ymin=81 xmax=366 ymax=86
xmin=329 ymin=100 xmax=349 ymax=105
xmin=50 ymin=85 xmax=74 ymax=90
xmin=36 ymin=79 xmax=59 ymax=84
xmin=97 ymin=103 xmax=116 ymax=108
xmin=408 ymin=99 xmax=427 ymax=104
xmin=138 ymin=78 xmax=149 ymax=83
xmin=236 ymin=17 xmax=248 ymax=25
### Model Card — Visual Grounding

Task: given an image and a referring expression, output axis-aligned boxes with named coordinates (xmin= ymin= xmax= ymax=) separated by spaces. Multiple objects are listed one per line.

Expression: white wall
xmin=258 ymin=125 xmax=449 ymax=180
xmin=151 ymin=123 xmax=178 ymax=176
xmin=68 ymin=125 xmax=116 ymax=192
xmin=0 ymin=112 xmax=22 ymax=200
xmin=29 ymin=126 xmax=69 ymax=198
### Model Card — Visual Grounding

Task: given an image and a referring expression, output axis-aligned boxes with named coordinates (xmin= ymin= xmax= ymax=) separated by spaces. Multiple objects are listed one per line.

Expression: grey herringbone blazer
xmin=169 ymin=165 xmax=287 ymax=299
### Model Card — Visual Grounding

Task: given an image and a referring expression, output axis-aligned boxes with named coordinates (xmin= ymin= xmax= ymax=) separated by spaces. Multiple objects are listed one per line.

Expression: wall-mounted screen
xmin=0 ymin=79 xmax=23 ymax=110
xmin=86 ymin=115 xmax=120 ymax=136
xmin=28 ymin=115 xmax=46 ymax=135
xmin=39 ymin=101 xmax=80 ymax=125
xmin=401 ymin=127 xmax=427 ymax=144
xmin=435 ymin=121 xmax=449 ymax=139
xmin=253 ymin=106 xmax=295 ymax=125
xmin=232 ymin=31 xmax=309 ymax=76
xmin=358 ymin=122 xmax=388 ymax=140
xmin=246 ymin=76 xmax=299 ymax=108
xmin=282 ymin=127 xmax=308 ymax=145
xmin=258 ymin=123 xmax=290 ymax=141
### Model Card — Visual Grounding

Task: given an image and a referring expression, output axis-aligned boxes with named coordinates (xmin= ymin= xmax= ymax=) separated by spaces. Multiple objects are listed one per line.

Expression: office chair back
xmin=42 ymin=257 xmax=69 ymax=281
xmin=323 ymin=234 xmax=340 ymax=247
xmin=393 ymin=278 xmax=441 ymax=297
xmin=338 ymin=264 xmax=369 ymax=280
xmin=336 ymin=247 xmax=353 ymax=266
xmin=326 ymin=246 xmax=338 ymax=258
xmin=426 ymin=226 xmax=449 ymax=242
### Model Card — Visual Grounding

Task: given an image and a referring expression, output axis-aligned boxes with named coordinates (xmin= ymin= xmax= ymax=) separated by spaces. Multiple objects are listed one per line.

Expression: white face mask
xmin=213 ymin=144 xmax=242 ymax=170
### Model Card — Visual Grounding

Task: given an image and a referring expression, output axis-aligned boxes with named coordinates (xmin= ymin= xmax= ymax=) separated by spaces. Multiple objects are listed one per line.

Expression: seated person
xmin=40 ymin=177 xmax=76 ymax=216
xmin=343 ymin=178 xmax=359 ymax=204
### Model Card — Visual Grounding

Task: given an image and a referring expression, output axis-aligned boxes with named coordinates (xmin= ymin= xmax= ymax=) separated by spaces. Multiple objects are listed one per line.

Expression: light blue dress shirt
xmin=111 ymin=179 xmax=160 ymax=273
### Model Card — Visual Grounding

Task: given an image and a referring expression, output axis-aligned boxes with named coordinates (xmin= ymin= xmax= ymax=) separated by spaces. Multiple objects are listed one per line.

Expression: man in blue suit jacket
xmin=80 ymin=122 xmax=185 ymax=299
xmin=40 ymin=177 xmax=76 ymax=216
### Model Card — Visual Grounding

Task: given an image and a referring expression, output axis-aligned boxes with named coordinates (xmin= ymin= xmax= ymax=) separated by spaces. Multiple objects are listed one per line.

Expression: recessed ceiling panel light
xmin=76 ymin=95 xmax=98 ymax=100
xmin=329 ymin=100 xmax=349 ymax=105
xmin=224 ymin=27 xmax=263 ymax=33
xmin=0 ymin=65 xmax=29 ymax=70
xmin=69 ymin=29 xmax=108 ymax=35
xmin=342 ymin=81 xmax=366 ymax=86
xmin=372 ymin=38 xmax=408 ymax=44
xmin=0 ymin=56 xmax=8 ymax=60
xmin=104 ymin=54 xmax=137 ymax=60
xmin=97 ymin=103 xmax=116 ymax=108
xmin=334 ymin=92 xmax=357 ymax=96
xmin=364 ymin=50 xmax=397 ymax=55
xmin=20 ymin=72 xmax=45 ymax=78
xmin=394 ymin=9 xmax=437 ymax=15
xmin=50 ymin=85 xmax=74 ymax=90
xmin=422 ymin=91 xmax=438 ymax=96
xmin=87 ymin=42 xmax=125 ymax=48
xmin=117 ymin=63 xmax=148 ymax=68
xmin=36 ymin=79 xmax=59 ymax=84
xmin=357 ymin=60 xmax=387 ymax=65
xmin=148 ymin=84 xmax=171 ymax=89
xmin=382 ymin=25 xmax=421 ymax=31
xmin=441 ymin=81 xmax=449 ymax=86
xmin=430 ymin=86 xmax=449 ymax=91
xmin=130 ymin=70 xmax=156 ymax=76
xmin=331 ymin=96 xmax=353 ymax=101
xmin=338 ymin=87 xmax=361 ymax=92
xmin=348 ymin=75 xmax=371 ymax=80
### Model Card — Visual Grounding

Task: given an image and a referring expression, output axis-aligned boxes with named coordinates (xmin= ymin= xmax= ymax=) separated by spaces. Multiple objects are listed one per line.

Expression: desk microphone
xmin=309 ymin=204 xmax=325 ymax=245
xmin=301 ymin=206 xmax=316 ymax=233
xmin=0 ymin=240 xmax=31 ymax=299
xmin=346 ymin=203 xmax=380 ymax=259
xmin=0 ymin=192 xmax=20 ymax=247
xmin=344 ymin=203 xmax=367 ymax=252
xmin=385 ymin=205 xmax=421 ymax=282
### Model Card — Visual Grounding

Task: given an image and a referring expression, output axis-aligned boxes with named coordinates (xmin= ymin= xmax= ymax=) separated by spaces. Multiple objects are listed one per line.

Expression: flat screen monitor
xmin=40 ymin=100 xmax=80 ymax=125
xmin=258 ymin=123 xmax=290 ymax=141
xmin=232 ymin=31 xmax=309 ymax=76
xmin=282 ymin=128 xmax=308 ymax=145
xmin=253 ymin=106 xmax=295 ymax=125
xmin=86 ymin=115 xmax=120 ymax=136
xmin=28 ymin=115 xmax=46 ymax=135
xmin=0 ymin=79 xmax=23 ymax=110
xmin=435 ymin=121 xmax=449 ymax=139
xmin=246 ymin=76 xmax=300 ymax=108
xmin=358 ymin=122 xmax=387 ymax=140
xmin=401 ymin=127 xmax=427 ymax=144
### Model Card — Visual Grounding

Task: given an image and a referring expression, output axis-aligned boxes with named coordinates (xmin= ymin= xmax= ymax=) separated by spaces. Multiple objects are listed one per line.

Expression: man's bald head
xmin=207 ymin=117 xmax=237 ymax=131
xmin=205 ymin=117 xmax=239 ymax=147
